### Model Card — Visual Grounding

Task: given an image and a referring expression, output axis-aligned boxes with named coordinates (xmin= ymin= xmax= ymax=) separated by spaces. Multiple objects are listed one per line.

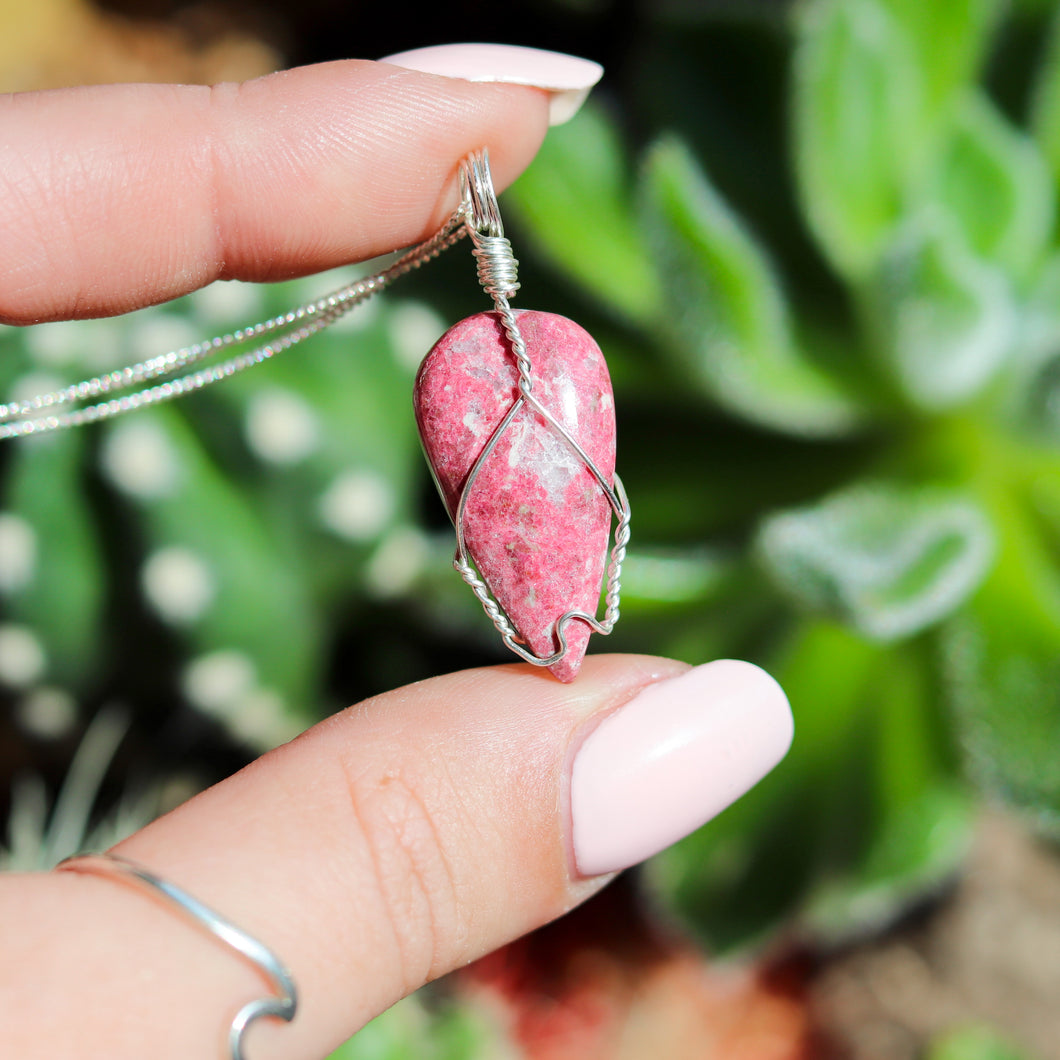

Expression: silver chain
xmin=0 ymin=214 xmax=465 ymax=440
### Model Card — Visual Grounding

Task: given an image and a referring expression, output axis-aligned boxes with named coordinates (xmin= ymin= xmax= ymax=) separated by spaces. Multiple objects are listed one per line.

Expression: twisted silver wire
xmin=57 ymin=852 xmax=296 ymax=1060
xmin=0 ymin=214 xmax=466 ymax=440
xmin=451 ymin=150 xmax=631 ymax=666
xmin=472 ymin=236 xmax=520 ymax=302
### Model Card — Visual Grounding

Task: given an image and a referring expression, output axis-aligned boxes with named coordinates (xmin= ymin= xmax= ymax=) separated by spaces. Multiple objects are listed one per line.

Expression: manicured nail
xmin=570 ymin=660 xmax=794 ymax=877
xmin=379 ymin=43 xmax=603 ymax=126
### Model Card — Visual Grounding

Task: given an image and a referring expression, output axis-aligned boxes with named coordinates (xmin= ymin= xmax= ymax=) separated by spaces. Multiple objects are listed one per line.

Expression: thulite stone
xmin=414 ymin=310 xmax=616 ymax=681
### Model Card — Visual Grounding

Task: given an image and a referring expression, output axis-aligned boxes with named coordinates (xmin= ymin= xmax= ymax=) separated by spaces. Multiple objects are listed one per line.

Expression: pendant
xmin=415 ymin=309 xmax=622 ymax=681
xmin=0 ymin=148 xmax=630 ymax=679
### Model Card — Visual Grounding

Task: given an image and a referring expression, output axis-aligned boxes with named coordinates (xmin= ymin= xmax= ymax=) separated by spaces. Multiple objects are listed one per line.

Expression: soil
xmin=810 ymin=809 xmax=1060 ymax=1060
xmin=460 ymin=810 xmax=1060 ymax=1059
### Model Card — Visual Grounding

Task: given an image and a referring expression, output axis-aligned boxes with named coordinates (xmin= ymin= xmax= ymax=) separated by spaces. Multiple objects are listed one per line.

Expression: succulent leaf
xmin=757 ymin=483 xmax=995 ymax=641
xmin=642 ymin=136 xmax=866 ymax=436
xmin=872 ymin=213 xmax=1017 ymax=409
xmin=505 ymin=103 xmax=662 ymax=326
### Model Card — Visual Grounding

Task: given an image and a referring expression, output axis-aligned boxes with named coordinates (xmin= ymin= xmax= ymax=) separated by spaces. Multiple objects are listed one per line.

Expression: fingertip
xmin=90 ymin=655 xmax=723 ymax=1057
xmin=570 ymin=658 xmax=793 ymax=878
xmin=378 ymin=43 xmax=603 ymax=127
xmin=0 ymin=58 xmax=553 ymax=321
xmin=211 ymin=59 xmax=552 ymax=275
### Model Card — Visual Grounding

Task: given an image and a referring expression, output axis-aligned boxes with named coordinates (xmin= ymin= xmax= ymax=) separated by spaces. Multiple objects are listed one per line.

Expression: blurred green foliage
xmin=2 ymin=3 xmax=1060 ymax=1036
xmin=323 ymin=995 xmax=502 ymax=1060
xmin=505 ymin=0 xmax=1060 ymax=951
xmin=928 ymin=1023 xmax=1035 ymax=1060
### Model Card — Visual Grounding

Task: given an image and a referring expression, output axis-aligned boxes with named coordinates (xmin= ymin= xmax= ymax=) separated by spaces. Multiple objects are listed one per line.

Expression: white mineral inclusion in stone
xmin=502 ymin=419 xmax=583 ymax=505
xmin=556 ymin=367 xmax=580 ymax=430
xmin=141 ymin=547 xmax=216 ymax=625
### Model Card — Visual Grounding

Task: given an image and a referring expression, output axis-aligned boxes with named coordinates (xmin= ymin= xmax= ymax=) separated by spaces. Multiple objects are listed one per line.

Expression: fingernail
xmin=570 ymin=660 xmax=794 ymax=877
xmin=379 ymin=43 xmax=603 ymax=126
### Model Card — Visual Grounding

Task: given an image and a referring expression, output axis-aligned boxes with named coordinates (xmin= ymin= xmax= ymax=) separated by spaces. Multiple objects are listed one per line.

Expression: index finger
xmin=0 ymin=60 xmax=550 ymax=324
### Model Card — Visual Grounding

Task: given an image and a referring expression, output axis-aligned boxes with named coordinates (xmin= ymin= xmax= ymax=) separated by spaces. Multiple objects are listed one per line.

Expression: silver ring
xmin=56 ymin=852 xmax=297 ymax=1059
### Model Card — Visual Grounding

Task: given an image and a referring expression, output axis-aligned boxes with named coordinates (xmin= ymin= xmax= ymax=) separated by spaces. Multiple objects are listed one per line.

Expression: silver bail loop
xmin=459 ymin=149 xmax=505 ymax=238
xmin=459 ymin=149 xmax=520 ymax=301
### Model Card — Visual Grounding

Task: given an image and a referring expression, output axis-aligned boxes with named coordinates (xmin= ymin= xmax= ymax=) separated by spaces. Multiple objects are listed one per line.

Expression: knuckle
xmin=343 ymin=763 xmax=466 ymax=991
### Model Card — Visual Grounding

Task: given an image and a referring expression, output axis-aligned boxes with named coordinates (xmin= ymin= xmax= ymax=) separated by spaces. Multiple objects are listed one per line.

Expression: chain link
xmin=0 ymin=214 xmax=465 ymax=439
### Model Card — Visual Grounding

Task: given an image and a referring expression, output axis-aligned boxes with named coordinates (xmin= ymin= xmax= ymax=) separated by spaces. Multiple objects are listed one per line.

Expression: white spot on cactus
xmin=0 ymin=625 xmax=46 ymax=688
xmin=365 ymin=526 xmax=430 ymax=598
xmin=99 ymin=418 xmax=180 ymax=500
xmin=318 ymin=470 xmax=395 ymax=542
xmin=189 ymin=279 xmax=264 ymax=326
xmin=24 ymin=323 xmax=80 ymax=367
xmin=141 ymin=547 xmax=215 ymax=625
xmin=244 ymin=388 xmax=320 ymax=465
xmin=224 ymin=687 xmax=301 ymax=751
xmin=182 ymin=651 xmax=298 ymax=751
xmin=128 ymin=313 xmax=200 ymax=365
xmin=22 ymin=316 xmax=125 ymax=370
xmin=9 ymin=372 xmax=64 ymax=408
xmin=16 ymin=686 xmax=77 ymax=740
xmin=0 ymin=514 xmax=36 ymax=593
xmin=388 ymin=301 xmax=447 ymax=372
xmin=331 ymin=288 xmax=381 ymax=332
xmin=182 ymin=651 xmax=256 ymax=713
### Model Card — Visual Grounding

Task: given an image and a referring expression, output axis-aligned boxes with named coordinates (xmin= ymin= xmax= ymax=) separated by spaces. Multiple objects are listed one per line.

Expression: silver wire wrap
xmin=452 ymin=151 xmax=631 ymax=667
xmin=56 ymin=852 xmax=296 ymax=1059
xmin=0 ymin=148 xmax=630 ymax=667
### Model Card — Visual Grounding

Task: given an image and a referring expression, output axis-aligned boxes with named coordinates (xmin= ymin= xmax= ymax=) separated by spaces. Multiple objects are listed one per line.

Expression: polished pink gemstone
xmin=414 ymin=310 xmax=617 ymax=681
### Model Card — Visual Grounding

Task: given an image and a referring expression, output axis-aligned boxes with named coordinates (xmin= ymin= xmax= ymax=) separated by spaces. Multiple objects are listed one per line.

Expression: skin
xmin=0 ymin=58 xmax=694 ymax=1059
xmin=0 ymin=60 xmax=548 ymax=322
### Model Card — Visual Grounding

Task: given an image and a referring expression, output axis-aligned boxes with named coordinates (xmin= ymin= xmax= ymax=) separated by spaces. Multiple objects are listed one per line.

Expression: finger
xmin=0 ymin=655 xmax=792 ymax=1060
xmin=0 ymin=60 xmax=550 ymax=324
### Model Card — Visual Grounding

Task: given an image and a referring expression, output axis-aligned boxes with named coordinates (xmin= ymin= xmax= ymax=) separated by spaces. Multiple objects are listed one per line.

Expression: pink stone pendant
xmin=414 ymin=310 xmax=620 ymax=681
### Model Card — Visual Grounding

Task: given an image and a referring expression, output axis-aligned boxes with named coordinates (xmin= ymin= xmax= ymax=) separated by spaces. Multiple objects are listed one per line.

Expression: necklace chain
xmin=0 ymin=213 xmax=466 ymax=440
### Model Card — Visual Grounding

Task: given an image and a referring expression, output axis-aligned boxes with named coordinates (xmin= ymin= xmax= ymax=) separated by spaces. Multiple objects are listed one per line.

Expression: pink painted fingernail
xmin=379 ymin=43 xmax=603 ymax=126
xmin=570 ymin=660 xmax=794 ymax=877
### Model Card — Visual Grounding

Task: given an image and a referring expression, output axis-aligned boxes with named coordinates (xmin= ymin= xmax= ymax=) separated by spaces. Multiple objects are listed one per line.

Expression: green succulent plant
xmin=504 ymin=0 xmax=1060 ymax=952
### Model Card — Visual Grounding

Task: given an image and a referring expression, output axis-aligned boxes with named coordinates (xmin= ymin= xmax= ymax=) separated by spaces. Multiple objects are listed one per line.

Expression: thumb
xmin=0 ymin=59 xmax=550 ymax=323
xmin=4 ymin=655 xmax=792 ymax=1060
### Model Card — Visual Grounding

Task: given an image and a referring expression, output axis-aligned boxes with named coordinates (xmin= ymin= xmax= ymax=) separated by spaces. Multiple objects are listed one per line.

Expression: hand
xmin=0 ymin=51 xmax=794 ymax=1060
